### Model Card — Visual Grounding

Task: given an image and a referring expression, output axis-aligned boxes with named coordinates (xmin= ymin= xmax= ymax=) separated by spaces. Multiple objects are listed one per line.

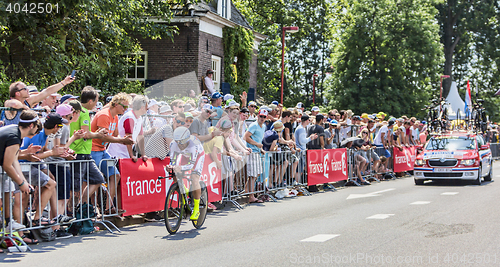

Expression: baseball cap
xmin=273 ymin=121 xmax=284 ymax=132
xmin=149 ymin=99 xmax=159 ymax=106
xmin=352 ymin=115 xmax=361 ymax=121
xmin=206 ymin=69 xmax=214 ymax=75
xmin=296 ymin=102 xmax=304 ymax=108
xmin=45 ymin=112 xmax=68 ymax=127
xmin=184 ymin=112 xmax=194 ymax=119
xmin=361 ymin=113 xmax=369 ymax=119
xmin=259 ymin=109 xmax=268 ymax=116
xmin=27 ymin=86 xmax=39 ymax=95
xmin=60 ymin=94 xmax=79 ymax=104
xmin=260 ymin=105 xmax=272 ymax=112
xmin=269 ymin=104 xmax=277 ymax=110
xmin=220 ymin=119 xmax=233 ymax=129
xmin=240 ymin=107 xmax=249 ymax=113
xmin=202 ymin=104 xmax=214 ymax=111
xmin=330 ymin=120 xmax=338 ymax=126
xmin=301 ymin=115 xmax=310 ymax=122
xmin=271 ymin=101 xmax=279 ymax=105
xmin=388 ymin=120 xmax=395 ymax=126
xmin=211 ymin=92 xmax=223 ymax=99
xmin=223 ymin=94 xmax=234 ymax=101
xmin=311 ymin=106 xmax=320 ymax=112
xmin=248 ymin=101 xmax=257 ymax=107
xmin=226 ymin=100 xmax=240 ymax=109
xmin=56 ymin=104 xmax=73 ymax=116
xmin=160 ymin=104 xmax=172 ymax=113
xmin=378 ymin=112 xmax=387 ymax=117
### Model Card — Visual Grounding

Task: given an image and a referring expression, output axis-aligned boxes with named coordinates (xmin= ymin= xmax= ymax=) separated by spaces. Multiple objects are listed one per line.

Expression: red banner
xmin=199 ymin=154 xmax=222 ymax=202
xmin=393 ymin=146 xmax=416 ymax=172
xmin=119 ymin=157 xmax=171 ymax=216
xmin=119 ymin=154 xmax=222 ymax=216
xmin=307 ymin=148 xmax=348 ymax=185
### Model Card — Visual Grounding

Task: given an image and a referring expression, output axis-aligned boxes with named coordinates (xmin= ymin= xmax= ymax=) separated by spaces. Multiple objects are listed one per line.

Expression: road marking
xmin=300 ymin=234 xmax=340 ymax=242
xmin=441 ymin=192 xmax=459 ymax=196
xmin=366 ymin=214 xmax=394 ymax=219
xmin=347 ymin=188 xmax=395 ymax=199
xmin=410 ymin=201 xmax=431 ymax=205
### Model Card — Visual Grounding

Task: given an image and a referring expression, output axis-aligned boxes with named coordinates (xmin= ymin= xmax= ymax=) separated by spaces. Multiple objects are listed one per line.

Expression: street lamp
xmin=281 ymin=26 xmax=299 ymax=105
xmin=312 ymin=74 xmax=319 ymax=104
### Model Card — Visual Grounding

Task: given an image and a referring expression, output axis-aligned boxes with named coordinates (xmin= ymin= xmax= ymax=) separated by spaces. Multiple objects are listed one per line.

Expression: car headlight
xmin=415 ymin=159 xmax=425 ymax=166
xmin=461 ymin=159 xmax=476 ymax=166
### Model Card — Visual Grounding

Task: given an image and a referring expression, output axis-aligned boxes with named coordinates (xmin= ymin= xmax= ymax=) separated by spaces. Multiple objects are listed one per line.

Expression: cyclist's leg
xmin=190 ymin=173 xmax=201 ymax=220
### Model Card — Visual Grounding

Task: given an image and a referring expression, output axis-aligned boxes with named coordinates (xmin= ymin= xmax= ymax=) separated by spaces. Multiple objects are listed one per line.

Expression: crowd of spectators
xmin=1 ymin=69 xmax=496 ymax=250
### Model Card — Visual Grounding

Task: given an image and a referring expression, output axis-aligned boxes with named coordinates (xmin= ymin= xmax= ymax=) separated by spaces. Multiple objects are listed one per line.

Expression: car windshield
xmin=425 ymin=137 xmax=476 ymax=151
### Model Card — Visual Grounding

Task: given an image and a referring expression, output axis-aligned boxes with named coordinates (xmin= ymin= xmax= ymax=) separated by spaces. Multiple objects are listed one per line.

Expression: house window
xmin=217 ymin=0 xmax=231 ymax=20
xmin=125 ymin=52 xmax=147 ymax=81
xmin=211 ymin=55 xmax=221 ymax=91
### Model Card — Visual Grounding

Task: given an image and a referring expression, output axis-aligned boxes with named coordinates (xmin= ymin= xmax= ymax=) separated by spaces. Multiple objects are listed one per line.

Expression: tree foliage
xmin=0 ymin=0 xmax=185 ymax=102
xmin=223 ymin=26 xmax=254 ymax=98
xmin=233 ymin=0 xmax=333 ymax=107
xmin=328 ymin=0 xmax=443 ymax=117
xmin=436 ymin=1 xmax=500 ymax=121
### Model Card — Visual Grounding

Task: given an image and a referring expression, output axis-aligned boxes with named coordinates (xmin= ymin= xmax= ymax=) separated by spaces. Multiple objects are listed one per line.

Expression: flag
xmin=465 ymin=80 xmax=472 ymax=117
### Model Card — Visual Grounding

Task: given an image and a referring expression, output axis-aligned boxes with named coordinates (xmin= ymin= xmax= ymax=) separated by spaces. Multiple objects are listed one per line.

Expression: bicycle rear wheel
xmin=192 ymin=181 xmax=208 ymax=229
xmin=164 ymin=183 xmax=183 ymax=234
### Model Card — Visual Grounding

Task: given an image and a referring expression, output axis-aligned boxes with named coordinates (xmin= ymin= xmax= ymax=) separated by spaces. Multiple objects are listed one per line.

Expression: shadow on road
xmin=420 ymin=179 xmax=494 ymax=187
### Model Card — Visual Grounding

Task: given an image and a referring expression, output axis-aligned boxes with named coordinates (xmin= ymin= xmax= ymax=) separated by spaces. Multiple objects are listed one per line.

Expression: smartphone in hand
xmin=70 ymin=70 xmax=77 ymax=78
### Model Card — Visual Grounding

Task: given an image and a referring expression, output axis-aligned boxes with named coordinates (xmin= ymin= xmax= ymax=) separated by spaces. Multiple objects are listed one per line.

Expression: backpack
xmin=68 ymin=203 xmax=95 ymax=235
xmin=32 ymin=226 xmax=56 ymax=242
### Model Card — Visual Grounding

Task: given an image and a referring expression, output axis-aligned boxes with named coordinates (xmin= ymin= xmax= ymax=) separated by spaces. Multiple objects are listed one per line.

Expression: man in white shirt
xmin=204 ymin=69 xmax=215 ymax=95
xmin=108 ymin=95 xmax=148 ymax=162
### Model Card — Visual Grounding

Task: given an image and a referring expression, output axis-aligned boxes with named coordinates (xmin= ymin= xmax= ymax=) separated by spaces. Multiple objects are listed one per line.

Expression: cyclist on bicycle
xmin=166 ymin=127 xmax=205 ymax=221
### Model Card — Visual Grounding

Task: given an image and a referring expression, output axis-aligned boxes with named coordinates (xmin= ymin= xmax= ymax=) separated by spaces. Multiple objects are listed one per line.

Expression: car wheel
xmin=473 ymin=166 xmax=482 ymax=185
xmin=484 ymin=164 xmax=493 ymax=182
xmin=414 ymin=178 xmax=424 ymax=185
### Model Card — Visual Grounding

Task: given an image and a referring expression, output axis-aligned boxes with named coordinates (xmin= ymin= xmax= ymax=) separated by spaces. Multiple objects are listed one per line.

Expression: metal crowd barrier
xmin=346 ymin=147 xmax=396 ymax=186
xmin=1 ymin=159 xmax=122 ymax=252
xmin=490 ymin=143 xmax=500 ymax=160
xmin=220 ymin=150 xmax=312 ymax=208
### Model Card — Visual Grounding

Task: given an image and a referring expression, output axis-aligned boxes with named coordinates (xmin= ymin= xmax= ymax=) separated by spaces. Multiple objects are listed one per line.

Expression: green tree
xmin=328 ymin=0 xmax=443 ymax=117
xmin=436 ymin=1 xmax=500 ymax=121
xmin=0 ymin=0 xmax=185 ymax=102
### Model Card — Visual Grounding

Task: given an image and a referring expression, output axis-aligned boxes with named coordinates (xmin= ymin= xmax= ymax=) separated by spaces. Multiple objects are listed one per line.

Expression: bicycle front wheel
xmin=192 ymin=181 xmax=208 ymax=229
xmin=164 ymin=183 xmax=184 ymax=234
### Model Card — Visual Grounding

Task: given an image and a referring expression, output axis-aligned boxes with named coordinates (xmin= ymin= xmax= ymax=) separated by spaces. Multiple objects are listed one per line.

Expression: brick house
xmin=132 ymin=0 xmax=266 ymax=98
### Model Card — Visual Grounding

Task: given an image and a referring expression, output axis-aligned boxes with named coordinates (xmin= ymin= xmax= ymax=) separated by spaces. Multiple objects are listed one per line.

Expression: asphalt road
xmin=3 ymin=162 xmax=500 ymax=266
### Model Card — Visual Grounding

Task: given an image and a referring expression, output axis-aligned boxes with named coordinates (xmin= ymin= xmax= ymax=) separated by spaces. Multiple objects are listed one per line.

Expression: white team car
xmin=414 ymin=132 xmax=492 ymax=185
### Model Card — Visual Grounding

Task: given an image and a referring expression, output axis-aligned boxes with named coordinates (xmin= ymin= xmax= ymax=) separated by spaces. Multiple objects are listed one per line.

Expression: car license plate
xmin=433 ymin=168 xmax=449 ymax=172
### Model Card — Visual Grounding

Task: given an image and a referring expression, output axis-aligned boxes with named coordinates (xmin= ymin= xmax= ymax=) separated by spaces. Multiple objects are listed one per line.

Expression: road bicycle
xmin=422 ymin=98 xmax=449 ymax=133
xmin=158 ymin=168 xmax=208 ymax=234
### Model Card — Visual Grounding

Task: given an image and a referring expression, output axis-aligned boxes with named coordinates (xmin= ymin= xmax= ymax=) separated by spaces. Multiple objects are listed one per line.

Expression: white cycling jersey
xmin=169 ymin=136 xmax=205 ymax=175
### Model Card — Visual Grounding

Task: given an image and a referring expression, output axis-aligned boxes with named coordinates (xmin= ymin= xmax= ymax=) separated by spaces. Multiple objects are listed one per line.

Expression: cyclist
xmin=166 ymin=127 xmax=205 ymax=221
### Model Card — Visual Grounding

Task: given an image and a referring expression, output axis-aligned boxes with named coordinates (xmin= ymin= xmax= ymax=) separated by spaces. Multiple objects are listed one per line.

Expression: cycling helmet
xmin=173 ymin=127 xmax=191 ymax=144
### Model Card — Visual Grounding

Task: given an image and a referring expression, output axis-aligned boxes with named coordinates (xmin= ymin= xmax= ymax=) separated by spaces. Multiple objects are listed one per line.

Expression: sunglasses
xmin=205 ymin=110 xmax=212 ymax=114
xmin=259 ymin=115 xmax=267 ymax=118
xmin=249 ymin=105 xmax=257 ymax=108
xmin=186 ymin=119 xmax=193 ymax=123
xmin=18 ymin=87 xmax=28 ymax=92
xmin=119 ymin=103 xmax=128 ymax=109
xmin=175 ymin=139 xmax=189 ymax=145
xmin=175 ymin=120 xmax=185 ymax=125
